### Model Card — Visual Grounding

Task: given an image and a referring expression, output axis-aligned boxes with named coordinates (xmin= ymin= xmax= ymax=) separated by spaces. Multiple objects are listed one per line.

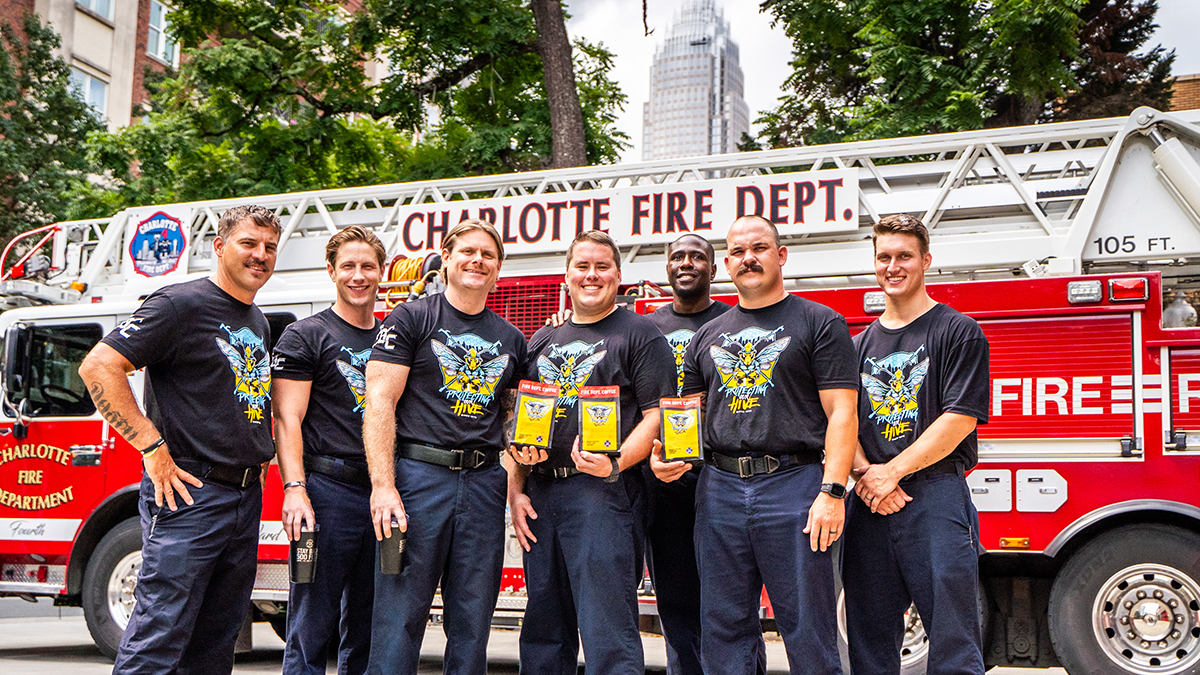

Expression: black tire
xmin=1048 ymin=524 xmax=1200 ymax=675
xmin=267 ymin=613 xmax=288 ymax=642
xmin=82 ymin=517 xmax=142 ymax=660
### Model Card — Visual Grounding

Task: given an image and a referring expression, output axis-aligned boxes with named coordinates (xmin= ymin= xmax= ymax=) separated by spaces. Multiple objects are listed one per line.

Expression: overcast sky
xmin=564 ymin=0 xmax=1200 ymax=163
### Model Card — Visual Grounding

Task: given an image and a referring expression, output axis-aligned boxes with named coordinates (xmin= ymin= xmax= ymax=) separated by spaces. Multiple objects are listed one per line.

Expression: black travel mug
xmin=380 ymin=517 xmax=407 ymax=575
xmin=289 ymin=524 xmax=318 ymax=584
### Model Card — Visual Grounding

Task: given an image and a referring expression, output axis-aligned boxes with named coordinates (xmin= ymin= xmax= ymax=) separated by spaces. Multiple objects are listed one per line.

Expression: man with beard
xmin=680 ymin=215 xmax=858 ymax=675
xmin=364 ymin=219 xmax=526 ymax=675
xmin=79 ymin=205 xmax=281 ymax=674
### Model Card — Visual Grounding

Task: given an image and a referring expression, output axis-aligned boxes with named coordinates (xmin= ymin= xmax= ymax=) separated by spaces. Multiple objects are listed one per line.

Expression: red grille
xmin=488 ymin=275 xmax=564 ymax=338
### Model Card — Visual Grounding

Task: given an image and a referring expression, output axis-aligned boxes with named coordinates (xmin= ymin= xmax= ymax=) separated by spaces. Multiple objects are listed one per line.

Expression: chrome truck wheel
xmin=1050 ymin=525 xmax=1200 ymax=675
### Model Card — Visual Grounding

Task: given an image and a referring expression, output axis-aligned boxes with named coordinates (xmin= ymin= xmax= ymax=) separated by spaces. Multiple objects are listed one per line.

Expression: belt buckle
xmin=239 ymin=467 xmax=253 ymax=488
xmin=553 ymin=467 xmax=571 ymax=479
xmin=737 ymin=456 xmax=753 ymax=478
xmin=447 ymin=449 xmax=464 ymax=470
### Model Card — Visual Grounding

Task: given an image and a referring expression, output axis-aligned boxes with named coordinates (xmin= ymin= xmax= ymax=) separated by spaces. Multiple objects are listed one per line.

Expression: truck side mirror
xmin=2 ymin=322 xmax=29 ymax=397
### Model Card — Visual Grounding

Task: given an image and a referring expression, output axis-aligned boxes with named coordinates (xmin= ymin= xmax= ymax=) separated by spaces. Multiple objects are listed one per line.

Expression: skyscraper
xmin=642 ymin=0 xmax=750 ymax=161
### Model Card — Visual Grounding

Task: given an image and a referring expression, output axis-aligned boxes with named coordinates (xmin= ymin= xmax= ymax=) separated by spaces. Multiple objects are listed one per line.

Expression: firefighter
xmin=843 ymin=214 xmax=990 ymax=675
xmin=679 ymin=215 xmax=857 ymax=675
xmin=78 ymin=205 xmax=281 ymax=675
xmin=508 ymin=230 xmax=676 ymax=674
xmin=271 ymin=225 xmax=385 ymax=675
xmin=363 ymin=219 xmax=526 ymax=675
xmin=643 ymin=233 xmax=766 ymax=675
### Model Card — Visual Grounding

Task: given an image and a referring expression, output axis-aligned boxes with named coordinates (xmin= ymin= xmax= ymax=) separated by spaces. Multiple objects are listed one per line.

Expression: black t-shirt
xmin=101 ymin=278 xmax=274 ymax=467
xmin=854 ymin=302 xmax=990 ymax=470
xmin=682 ymin=294 xmax=858 ymax=459
xmin=370 ymin=294 xmax=526 ymax=451
xmin=648 ymin=301 xmax=732 ymax=396
xmin=271 ymin=308 xmax=380 ymax=460
xmin=525 ymin=309 xmax=676 ymax=468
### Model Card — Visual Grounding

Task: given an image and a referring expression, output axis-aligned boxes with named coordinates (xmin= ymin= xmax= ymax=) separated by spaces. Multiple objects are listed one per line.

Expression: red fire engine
xmin=1 ymin=106 xmax=1199 ymax=675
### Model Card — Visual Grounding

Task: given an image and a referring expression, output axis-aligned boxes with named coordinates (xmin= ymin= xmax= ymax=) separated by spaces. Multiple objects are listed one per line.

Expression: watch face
xmin=823 ymin=482 xmax=847 ymax=499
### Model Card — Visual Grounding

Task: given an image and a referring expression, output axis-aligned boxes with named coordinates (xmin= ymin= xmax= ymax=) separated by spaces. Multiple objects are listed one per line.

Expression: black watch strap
xmin=603 ymin=456 xmax=620 ymax=483
xmin=820 ymin=482 xmax=847 ymax=499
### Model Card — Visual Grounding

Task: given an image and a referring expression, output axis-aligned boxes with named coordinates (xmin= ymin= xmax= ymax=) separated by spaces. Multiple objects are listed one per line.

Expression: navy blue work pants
xmin=113 ymin=472 xmax=261 ymax=675
xmin=841 ymin=473 xmax=985 ymax=675
xmin=645 ymin=466 xmax=704 ymax=675
xmin=695 ymin=462 xmax=840 ymax=675
xmin=519 ymin=470 xmax=646 ymax=675
xmin=366 ymin=458 xmax=506 ymax=675
xmin=283 ymin=470 xmax=375 ymax=675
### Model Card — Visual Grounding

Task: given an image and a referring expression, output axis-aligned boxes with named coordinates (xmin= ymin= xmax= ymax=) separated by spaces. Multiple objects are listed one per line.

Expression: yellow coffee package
xmin=513 ymin=380 xmax=559 ymax=449
xmin=579 ymin=385 xmax=621 ymax=455
xmin=660 ymin=396 xmax=703 ymax=463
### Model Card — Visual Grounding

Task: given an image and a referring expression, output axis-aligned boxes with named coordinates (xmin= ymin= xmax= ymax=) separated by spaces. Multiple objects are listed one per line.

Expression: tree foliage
xmin=69 ymin=0 xmax=628 ymax=218
xmin=758 ymin=0 xmax=1086 ymax=146
xmin=1055 ymin=0 xmax=1175 ymax=120
xmin=0 ymin=14 xmax=103 ymax=241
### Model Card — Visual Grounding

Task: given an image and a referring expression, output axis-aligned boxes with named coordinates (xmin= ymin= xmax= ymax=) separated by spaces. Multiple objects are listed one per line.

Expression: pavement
xmin=0 ymin=597 xmax=791 ymax=674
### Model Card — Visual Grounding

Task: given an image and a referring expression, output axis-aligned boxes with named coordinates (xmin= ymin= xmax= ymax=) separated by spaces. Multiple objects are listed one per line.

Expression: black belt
xmin=709 ymin=452 xmax=818 ymax=478
xmin=396 ymin=442 xmax=499 ymax=470
xmin=531 ymin=465 xmax=583 ymax=479
xmin=304 ymin=454 xmax=370 ymax=487
xmin=174 ymin=458 xmax=260 ymax=489
xmin=901 ymin=459 xmax=964 ymax=483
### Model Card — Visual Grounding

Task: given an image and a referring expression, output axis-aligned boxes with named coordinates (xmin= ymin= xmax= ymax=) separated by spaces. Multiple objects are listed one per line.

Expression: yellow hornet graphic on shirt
xmin=861 ymin=347 xmax=929 ymax=442
xmin=430 ymin=330 xmax=510 ymax=418
xmin=662 ymin=329 xmax=695 ymax=395
xmin=336 ymin=347 xmax=371 ymax=416
xmin=215 ymin=324 xmax=271 ymax=423
xmin=536 ymin=340 xmax=607 ymax=417
xmin=709 ymin=326 xmax=790 ymax=414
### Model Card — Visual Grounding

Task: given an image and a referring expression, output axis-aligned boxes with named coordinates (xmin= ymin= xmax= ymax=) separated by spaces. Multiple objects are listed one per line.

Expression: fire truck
xmin=1 ymin=105 xmax=1199 ymax=674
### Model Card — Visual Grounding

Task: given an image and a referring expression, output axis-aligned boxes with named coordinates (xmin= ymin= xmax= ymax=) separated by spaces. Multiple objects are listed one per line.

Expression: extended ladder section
xmin=9 ymin=106 xmax=1200 ymax=305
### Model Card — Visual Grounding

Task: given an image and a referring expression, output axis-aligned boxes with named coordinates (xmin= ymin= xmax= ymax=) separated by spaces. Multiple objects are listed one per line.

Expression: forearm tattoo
xmin=88 ymin=382 xmax=139 ymax=443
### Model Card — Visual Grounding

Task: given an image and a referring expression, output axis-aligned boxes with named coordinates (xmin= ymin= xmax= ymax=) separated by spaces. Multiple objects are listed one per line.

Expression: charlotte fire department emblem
xmin=536 ymin=340 xmax=607 ymax=415
xmin=861 ymin=347 xmax=929 ymax=441
xmin=709 ymin=326 xmax=790 ymax=414
xmin=336 ymin=347 xmax=371 ymax=416
xmin=430 ymin=330 xmax=510 ymax=418
xmin=216 ymin=324 xmax=271 ymax=423
xmin=662 ymin=329 xmax=694 ymax=395
xmin=129 ymin=212 xmax=186 ymax=277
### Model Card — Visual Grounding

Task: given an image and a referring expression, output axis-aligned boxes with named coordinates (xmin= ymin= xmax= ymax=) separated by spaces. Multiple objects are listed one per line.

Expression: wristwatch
xmin=820 ymin=482 xmax=848 ymax=499
xmin=603 ymin=456 xmax=621 ymax=483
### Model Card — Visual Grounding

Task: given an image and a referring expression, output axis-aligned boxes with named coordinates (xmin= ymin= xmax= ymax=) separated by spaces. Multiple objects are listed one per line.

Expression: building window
xmin=76 ymin=0 xmax=112 ymax=20
xmin=148 ymin=1 xmax=178 ymax=65
xmin=69 ymin=67 xmax=108 ymax=117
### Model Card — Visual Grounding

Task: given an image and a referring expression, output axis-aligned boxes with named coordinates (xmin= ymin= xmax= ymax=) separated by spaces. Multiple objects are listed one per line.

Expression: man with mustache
xmin=79 ymin=205 xmax=281 ymax=675
xmin=678 ymin=215 xmax=858 ymax=674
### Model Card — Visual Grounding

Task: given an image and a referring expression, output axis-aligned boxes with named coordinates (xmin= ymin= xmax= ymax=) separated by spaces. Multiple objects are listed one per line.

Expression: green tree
xmin=0 ymin=14 xmax=104 ymax=241
xmin=70 ymin=0 xmax=628 ymax=217
xmin=1055 ymin=0 xmax=1175 ymax=120
xmin=758 ymin=0 xmax=1083 ymax=146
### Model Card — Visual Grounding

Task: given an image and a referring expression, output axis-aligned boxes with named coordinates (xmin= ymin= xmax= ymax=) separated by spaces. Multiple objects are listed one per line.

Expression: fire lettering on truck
xmin=991 ymin=376 xmax=1119 ymax=416
xmin=0 ymin=444 xmax=71 ymax=467
xmin=0 ymin=485 xmax=74 ymax=510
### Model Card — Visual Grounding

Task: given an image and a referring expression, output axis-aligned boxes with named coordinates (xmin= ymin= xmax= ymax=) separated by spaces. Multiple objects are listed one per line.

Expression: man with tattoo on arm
xmin=78 ymin=205 xmax=281 ymax=675
xmin=363 ymin=219 xmax=526 ymax=675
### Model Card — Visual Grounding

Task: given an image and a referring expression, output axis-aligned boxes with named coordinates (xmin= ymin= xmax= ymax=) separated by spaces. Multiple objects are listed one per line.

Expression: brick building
xmin=1171 ymin=73 xmax=1200 ymax=112
xmin=1 ymin=0 xmax=176 ymax=132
